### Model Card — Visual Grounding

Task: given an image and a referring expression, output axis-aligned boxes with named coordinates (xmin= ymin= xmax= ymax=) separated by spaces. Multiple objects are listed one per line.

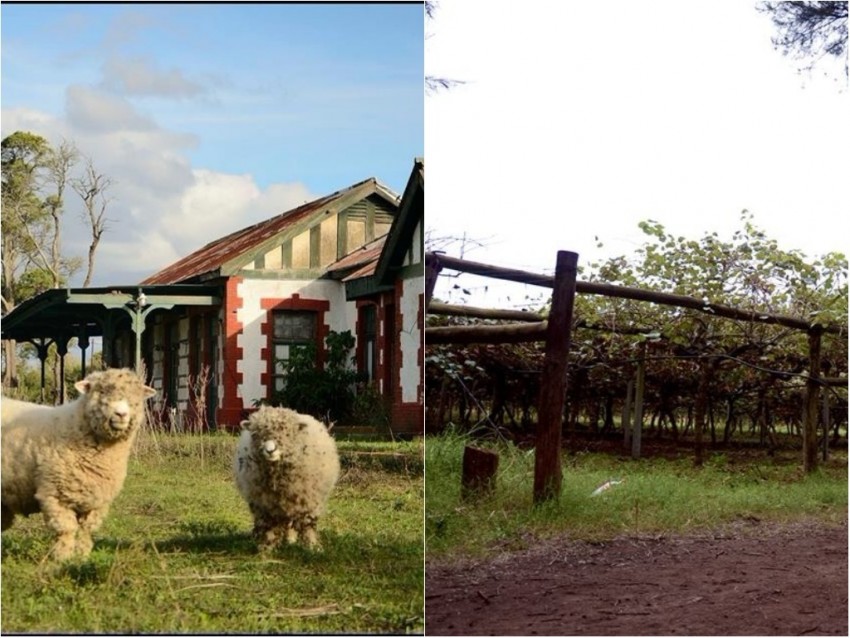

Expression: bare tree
xmin=2 ymin=132 xmax=80 ymax=389
xmin=43 ymin=140 xmax=81 ymax=288
xmin=426 ymin=0 xmax=465 ymax=93
xmin=758 ymin=1 xmax=849 ymax=80
xmin=72 ymin=157 xmax=113 ymax=288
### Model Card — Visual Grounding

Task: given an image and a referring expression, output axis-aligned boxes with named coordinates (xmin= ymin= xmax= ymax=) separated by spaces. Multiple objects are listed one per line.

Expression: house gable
xmin=233 ymin=193 xmax=398 ymax=280
xmin=343 ymin=158 xmax=424 ymax=300
xmin=142 ymin=177 xmax=399 ymax=285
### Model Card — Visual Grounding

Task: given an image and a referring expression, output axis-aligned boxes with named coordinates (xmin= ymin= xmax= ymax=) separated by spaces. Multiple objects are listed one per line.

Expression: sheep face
xmin=251 ymin=424 xmax=299 ymax=468
xmin=261 ymin=438 xmax=283 ymax=462
xmin=74 ymin=369 xmax=156 ymax=441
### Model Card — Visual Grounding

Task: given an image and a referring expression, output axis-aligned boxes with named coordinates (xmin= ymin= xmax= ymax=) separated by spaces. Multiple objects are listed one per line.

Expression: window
xmin=271 ymin=310 xmax=317 ymax=393
xmin=359 ymin=305 xmax=378 ymax=381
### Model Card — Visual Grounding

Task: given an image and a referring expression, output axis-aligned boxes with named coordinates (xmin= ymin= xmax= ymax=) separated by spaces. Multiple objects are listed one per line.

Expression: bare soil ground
xmin=426 ymin=518 xmax=847 ymax=636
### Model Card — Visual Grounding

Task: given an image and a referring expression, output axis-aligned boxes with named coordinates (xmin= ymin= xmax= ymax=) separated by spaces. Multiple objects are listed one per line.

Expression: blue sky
xmin=2 ymin=2 xmax=423 ymax=285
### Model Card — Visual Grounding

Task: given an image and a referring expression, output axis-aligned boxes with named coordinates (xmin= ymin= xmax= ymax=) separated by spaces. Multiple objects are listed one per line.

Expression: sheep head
xmin=241 ymin=406 xmax=314 ymax=468
xmin=74 ymin=369 xmax=156 ymax=441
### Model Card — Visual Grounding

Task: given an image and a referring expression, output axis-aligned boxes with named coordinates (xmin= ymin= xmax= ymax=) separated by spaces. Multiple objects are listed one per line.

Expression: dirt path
xmin=426 ymin=519 xmax=847 ymax=636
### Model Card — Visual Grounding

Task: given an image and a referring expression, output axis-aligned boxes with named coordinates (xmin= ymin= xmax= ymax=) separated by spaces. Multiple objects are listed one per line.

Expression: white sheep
xmin=233 ymin=405 xmax=340 ymax=550
xmin=1 ymin=368 xmax=156 ymax=560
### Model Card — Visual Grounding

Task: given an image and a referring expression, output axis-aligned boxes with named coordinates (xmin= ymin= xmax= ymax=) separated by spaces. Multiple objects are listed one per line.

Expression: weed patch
xmin=426 ymin=430 xmax=847 ymax=558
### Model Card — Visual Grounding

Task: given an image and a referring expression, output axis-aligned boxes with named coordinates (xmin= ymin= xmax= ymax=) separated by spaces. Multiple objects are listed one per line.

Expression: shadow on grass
xmin=151 ymin=532 xmax=257 ymax=555
xmin=3 ymin=521 xmax=423 ymax=576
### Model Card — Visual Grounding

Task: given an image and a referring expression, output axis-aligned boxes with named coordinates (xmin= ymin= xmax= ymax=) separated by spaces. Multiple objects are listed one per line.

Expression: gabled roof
xmin=142 ymin=177 xmax=399 ymax=285
xmin=326 ymin=234 xmax=388 ymax=281
xmin=344 ymin=158 xmax=424 ymax=299
xmin=375 ymin=157 xmax=423 ymax=285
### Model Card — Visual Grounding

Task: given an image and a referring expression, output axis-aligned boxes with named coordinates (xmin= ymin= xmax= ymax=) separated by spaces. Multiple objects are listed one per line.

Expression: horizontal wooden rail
xmin=428 ymin=302 xmax=544 ymax=323
xmin=425 ymin=322 xmax=547 ymax=344
xmin=426 ymin=253 xmax=845 ymax=336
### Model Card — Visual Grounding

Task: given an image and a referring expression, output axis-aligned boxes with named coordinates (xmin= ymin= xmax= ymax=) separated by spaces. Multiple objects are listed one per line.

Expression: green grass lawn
xmin=1 ymin=431 xmax=424 ymax=634
xmin=426 ymin=429 xmax=848 ymax=558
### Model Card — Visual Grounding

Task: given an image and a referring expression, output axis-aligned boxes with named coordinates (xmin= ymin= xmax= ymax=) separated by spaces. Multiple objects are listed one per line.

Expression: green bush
xmin=268 ymin=330 xmax=367 ymax=424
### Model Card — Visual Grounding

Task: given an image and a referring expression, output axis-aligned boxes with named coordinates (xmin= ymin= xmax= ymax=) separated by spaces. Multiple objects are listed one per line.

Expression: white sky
xmin=426 ymin=0 xmax=849 ymax=309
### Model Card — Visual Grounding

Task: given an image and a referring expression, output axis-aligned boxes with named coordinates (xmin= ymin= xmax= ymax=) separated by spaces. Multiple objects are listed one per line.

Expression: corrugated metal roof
xmin=326 ymin=234 xmax=387 ymax=282
xmin=141 ymin=177 xmax=398 ymax=285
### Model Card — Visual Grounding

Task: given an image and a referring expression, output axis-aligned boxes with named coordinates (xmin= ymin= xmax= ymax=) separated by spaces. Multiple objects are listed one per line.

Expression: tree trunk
xmin=694 ymin=360 xmax=716 ymax=467
xmin=803 ymin=328 xmax=823 ymax=473
xmin=82 ymin=237 xmax=100 ymax=288
xmin=3 ymin=339 xmax=18 ymax=389
xmin=622 ymin=378 xmax=634 ymax=449
xmin=631 ymin=342 xmax=646 ymax=460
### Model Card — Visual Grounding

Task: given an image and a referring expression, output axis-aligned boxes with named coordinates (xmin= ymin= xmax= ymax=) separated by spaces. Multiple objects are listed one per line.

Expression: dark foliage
xmin=759 ymin=1 xmax=849 ymax=78
xmin=269 ymin=330 xmax=365 ymax=424
xmin=425 ymin=0 xmax=465 ymax=93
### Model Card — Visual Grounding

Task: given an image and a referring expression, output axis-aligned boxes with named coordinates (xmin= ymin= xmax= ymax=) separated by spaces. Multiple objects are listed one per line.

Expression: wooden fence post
xmin=622 ymin=377 xmax=634 ymax=450
xmin=631 ymin=341 xmax=646 ymax=460
xmin=533 ymin=251 xmax=578 ymax=504
xmin=822 ymin=391 xmax=830 ymax=462
xmin=425 ymin=252 xmax=443 ymax=311
xmin=694 ymin=357 xmax=718 ymax=467
xmin=461 ymin=446 xmax=500 ymax=499
xmin=803 ymin=326 xmax=823 ymax=473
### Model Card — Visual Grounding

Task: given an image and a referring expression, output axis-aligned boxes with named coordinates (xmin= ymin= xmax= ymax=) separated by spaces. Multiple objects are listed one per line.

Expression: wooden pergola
xmin=2 ymin=285 xmax=220 ymax=402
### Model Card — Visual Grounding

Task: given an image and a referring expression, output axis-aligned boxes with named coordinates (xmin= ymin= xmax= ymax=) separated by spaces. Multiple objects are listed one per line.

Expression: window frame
xmin=270 ymin=309 xmax=319 ymax=396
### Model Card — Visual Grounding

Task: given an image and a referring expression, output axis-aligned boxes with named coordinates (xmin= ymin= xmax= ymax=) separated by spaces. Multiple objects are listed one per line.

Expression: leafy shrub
xmin=268 ymin=330 xmax=366 ymax=424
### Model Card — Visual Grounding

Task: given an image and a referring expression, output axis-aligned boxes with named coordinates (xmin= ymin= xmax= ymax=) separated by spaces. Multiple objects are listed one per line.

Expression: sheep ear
xmin=75 ymin=380 xmax=91 ymax=394
xmin=143 ymin=385 xmax=157 ymax=399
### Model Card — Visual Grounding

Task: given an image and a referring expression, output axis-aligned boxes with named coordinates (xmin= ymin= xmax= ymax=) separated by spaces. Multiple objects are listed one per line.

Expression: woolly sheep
xmin=1 ymin=369 xmax=156 ymax=560
xmin=233 ymin=405 xmax=340 ymax=550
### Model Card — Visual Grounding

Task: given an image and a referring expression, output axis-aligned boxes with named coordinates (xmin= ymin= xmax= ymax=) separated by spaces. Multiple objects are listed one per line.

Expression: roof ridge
xmin=141 ymin=176 xmax=399 ymax=285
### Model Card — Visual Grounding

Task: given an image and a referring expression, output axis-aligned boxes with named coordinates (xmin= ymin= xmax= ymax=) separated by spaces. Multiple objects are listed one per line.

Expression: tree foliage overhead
xmin=758 ymin=1 xmax=849 ymax=80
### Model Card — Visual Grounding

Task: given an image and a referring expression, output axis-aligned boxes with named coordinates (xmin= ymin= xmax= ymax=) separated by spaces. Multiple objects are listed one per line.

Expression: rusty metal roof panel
xmin=326 ymin=234 xmax=386 ymax=277
xmin=141 ymin=177 xmax=398 ymax=285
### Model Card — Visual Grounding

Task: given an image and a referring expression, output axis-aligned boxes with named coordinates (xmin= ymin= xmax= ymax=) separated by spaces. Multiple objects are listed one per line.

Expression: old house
xmin=1 ymin=159 xmax=424 ymax=436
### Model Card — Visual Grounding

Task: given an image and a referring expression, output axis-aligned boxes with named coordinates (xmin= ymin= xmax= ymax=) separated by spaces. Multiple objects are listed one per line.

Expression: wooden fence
xmin=425 ymin=251 xmax=847 ymax=502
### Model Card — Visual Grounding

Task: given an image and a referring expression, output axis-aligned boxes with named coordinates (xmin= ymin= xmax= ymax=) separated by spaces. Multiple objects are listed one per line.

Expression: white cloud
xmin=2 ymin=94 xmax=316 ymax=287
xmin=101 ymin=57 xmax=206 ymax=98
xmin=101 ymin=10 xmax=158 ymax=52
xmin=130 ymin=171 xmax=316 ymax=278
xmin=170 ymin=170 xmax=262 ymax=243
xmin=66 ymin=85 xmax=156 ymax=133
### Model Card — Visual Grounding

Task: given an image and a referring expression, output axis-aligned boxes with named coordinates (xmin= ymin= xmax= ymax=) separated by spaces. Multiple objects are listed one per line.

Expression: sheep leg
xmin=285 ymin=521 xmax=299 ymax=545
xmin=38 ymin=497 xmax=80 ymax=561
xmin=76 ymin=507 xmax=108 ymax=557
xmin=252 ymin=513 xmax=282 ymax=549
xmin=295 ymin=516 xmax=320 ymax=550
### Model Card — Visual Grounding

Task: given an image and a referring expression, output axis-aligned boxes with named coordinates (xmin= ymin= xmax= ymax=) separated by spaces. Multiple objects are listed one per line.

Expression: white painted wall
xmin=235 ymin=278 xmax=355 ymax=407
xmin=404 ymin=220 xmax=422 ymax=267
xmin=399 ymin=276 xmax=423 ymax=403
